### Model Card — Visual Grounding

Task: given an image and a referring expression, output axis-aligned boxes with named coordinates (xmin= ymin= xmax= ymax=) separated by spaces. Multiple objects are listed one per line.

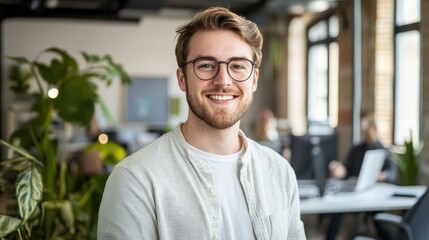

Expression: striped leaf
xmin=16 ymin=166 xmax=43 ymax=222
xmin=0 ymin=215 xmax=21 ymax=237
xmin=0 ymin=139 xmax=43 ymax=167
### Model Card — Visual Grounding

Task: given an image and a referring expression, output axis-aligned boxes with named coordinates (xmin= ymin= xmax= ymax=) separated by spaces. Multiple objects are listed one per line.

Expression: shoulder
xmin=246 ymin=138 xmax=295 ymax=178
xmin=373 ymin=140 xmax=387 ymax=149
xmin=247 ymin=138 xmax=287 ymax=163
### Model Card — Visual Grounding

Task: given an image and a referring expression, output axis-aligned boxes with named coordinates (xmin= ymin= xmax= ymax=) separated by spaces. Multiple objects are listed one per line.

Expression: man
xmin=98 ymin=6 xmax=306 ymax=240
xmin=329 ymin=111 xmax=395 ymax=182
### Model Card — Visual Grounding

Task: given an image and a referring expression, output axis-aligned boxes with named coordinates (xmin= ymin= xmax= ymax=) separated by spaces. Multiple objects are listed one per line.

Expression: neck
xmin=181 ymin=116 xmax=242 ymax=155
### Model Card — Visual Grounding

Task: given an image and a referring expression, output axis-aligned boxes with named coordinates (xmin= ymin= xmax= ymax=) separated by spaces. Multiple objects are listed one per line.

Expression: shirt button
xmin=213 ymin=234 xmax=219 ymax=240
xmin=209 ymin=187 xmax=216 ymax=195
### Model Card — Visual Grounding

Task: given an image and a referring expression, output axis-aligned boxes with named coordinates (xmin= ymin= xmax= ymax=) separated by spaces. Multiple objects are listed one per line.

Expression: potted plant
xmin=392 ymin=131 xmax=424 ymax=186
xmin=0 ymin=47 xmax=130 ymax=239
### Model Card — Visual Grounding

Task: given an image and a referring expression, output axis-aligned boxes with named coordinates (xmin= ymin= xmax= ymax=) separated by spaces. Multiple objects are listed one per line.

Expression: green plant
xmin=392 ymin=131 xmax=424 ymax=186
xmin=0 ymin=47 xmax=130 ymax=239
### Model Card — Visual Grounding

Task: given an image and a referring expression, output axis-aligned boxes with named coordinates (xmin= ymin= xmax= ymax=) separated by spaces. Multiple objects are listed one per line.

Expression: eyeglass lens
xmin=192 ymin=58 xmax=254 ymax=81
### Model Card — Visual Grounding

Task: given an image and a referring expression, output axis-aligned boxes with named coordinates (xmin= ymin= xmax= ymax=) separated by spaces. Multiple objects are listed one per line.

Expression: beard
xmin=185 ymin=84 xmax=253 ymax=129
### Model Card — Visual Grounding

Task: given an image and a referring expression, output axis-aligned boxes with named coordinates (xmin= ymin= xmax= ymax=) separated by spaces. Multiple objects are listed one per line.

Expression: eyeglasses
xmin=183 ymin=57 xmax=256 ymax=82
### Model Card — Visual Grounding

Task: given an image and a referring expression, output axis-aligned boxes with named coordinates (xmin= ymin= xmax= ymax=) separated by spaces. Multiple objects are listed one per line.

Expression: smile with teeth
xmin=208 ymin=95 xmax=234 ymax=101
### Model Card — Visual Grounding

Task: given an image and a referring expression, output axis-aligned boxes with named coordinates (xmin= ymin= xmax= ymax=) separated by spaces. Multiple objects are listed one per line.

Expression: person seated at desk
xmin=326 ymin=111 xmax=396 ymax=240
xmin=329 ymin=111 xmax=395 ymax=182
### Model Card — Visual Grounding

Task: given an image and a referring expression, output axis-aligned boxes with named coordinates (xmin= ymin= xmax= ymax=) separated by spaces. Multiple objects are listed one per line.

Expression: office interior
xmin=0 ymin=0 xmax=428 ymax=239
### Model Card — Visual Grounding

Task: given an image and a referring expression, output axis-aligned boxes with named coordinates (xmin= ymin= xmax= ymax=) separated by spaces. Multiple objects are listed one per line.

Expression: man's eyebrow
xmin=193 ymin=55 xmax=215 ymax=60
xmin=192 ymin=55 xmax=252 ymax=61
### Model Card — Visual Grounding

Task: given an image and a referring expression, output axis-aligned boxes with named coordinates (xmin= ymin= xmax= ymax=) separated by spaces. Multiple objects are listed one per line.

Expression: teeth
xmin=209 ymin=95 xmax=234 ymax=101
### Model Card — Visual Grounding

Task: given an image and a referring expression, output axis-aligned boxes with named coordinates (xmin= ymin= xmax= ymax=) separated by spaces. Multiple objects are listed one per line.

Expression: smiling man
xmin=98 ymin=7 xmax=306 ymax=240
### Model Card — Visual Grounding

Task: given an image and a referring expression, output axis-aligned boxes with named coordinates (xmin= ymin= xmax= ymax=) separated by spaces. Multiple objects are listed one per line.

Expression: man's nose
xmin=213 ymin=63 xmax=232 ymax=86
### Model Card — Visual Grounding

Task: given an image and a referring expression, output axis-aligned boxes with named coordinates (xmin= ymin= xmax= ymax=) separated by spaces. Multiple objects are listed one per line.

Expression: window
xmin=394 ymin=0 xmax=420 ymax=145
xmin=307 ymin=14 xmax=339 ymax=128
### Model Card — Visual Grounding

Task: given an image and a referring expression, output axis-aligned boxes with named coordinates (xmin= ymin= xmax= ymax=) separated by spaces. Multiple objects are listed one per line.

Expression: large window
xmin=394 ymin=0 xmax=420 ymax=145
xmin=307 ymin=14 xmax=339 ymax=128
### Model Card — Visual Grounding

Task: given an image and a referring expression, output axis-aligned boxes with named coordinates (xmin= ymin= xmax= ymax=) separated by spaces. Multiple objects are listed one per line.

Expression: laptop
xmin=325 ymin=149 xmax=386 ymax=194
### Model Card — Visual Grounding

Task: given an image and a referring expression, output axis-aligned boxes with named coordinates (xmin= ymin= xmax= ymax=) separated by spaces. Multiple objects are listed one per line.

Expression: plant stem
xmin=30 ymin=63 xmax=45 ymax=96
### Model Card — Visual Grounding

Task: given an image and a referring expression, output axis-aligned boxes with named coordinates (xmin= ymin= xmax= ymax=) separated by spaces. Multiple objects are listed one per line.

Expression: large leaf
xmin=35 ymin=61 xmax=67 ymax=85
xmin=81 ymin=52 xmax=101 ymax=63
xmin=54 ymin=76 xmax=97 ymax=126
xmin=103 ymin=55 xmax=131 ymax=85
xmin=16 ymin=166 xmax=43 ymax=222
xmin=10 ymin=122 xmax=39 ymax=151
xmin=0 ymin=140 xmax=42 ymax=167
xmin=33 ymin=48 xmax=79 ymax=85
xmin=7 ymin=56 xmax=30 ymax=65
xmin=8 ymin=65 xmax=32 ymax=95
xmin=45 ymin=48 xmax=79 ymax=74
xmin=81 ymin=52 xmax=131 ymax=86
xmin=0 ymin=215 xmax=21 ymax=237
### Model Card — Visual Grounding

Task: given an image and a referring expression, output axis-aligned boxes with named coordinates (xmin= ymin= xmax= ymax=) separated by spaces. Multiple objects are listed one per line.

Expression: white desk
xmin=300 ymin=183 xmax=427 ymax=215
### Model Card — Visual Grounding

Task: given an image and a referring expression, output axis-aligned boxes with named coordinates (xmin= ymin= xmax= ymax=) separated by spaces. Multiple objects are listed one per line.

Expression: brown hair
xmin=175 ymin=6 xmax=263 ymax=69
xmin=361 ymin=110 xmax=377 ymax=130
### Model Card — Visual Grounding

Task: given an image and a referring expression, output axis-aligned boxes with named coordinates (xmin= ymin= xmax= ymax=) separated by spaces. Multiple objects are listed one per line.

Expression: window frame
xmin=306 ymin=13 xmax=339 ymax=127
xmin=393 ymin=0 xmax=421 ymax=145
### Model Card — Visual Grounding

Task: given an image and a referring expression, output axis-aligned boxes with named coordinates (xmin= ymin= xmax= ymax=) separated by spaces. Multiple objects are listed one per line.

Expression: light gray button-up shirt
xmin=98 ymin=125 xmax=306 ymax=240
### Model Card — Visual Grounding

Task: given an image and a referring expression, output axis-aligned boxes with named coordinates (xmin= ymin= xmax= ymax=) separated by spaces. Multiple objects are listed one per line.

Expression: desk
xmin=300 ymin=183 xmax=427 ymax=215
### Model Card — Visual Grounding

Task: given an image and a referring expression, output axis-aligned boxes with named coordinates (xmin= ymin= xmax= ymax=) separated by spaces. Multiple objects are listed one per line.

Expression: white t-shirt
xmin=188 ymin=144 xmax=256 ymax=240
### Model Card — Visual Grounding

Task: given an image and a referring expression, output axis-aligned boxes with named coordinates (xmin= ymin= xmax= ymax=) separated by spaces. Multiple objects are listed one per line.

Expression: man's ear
xmin=177 ymin=67 xmax=186 ymax=92
xmin=252 ymin=68 xmax=259 ymax=92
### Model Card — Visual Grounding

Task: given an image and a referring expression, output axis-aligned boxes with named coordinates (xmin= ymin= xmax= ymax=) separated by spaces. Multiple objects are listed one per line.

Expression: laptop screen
xmin=354 ymin=149 xmax=386 ymax=191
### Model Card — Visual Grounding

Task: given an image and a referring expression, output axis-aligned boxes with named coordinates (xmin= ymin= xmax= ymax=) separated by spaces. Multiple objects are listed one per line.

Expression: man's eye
xmin=201 ymin=64 xmax=214 ymax=68
xmin=197 ymin=62 xmax=216 ymax=69
xmin=231 ymin=64 xmax=245 ymax=69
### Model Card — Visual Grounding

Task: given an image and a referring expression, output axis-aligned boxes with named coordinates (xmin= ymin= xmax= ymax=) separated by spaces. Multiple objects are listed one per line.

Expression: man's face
xmin=360 ymin=117 xmax=376 ymax=142
xmin=177 ymin=30 xmax=259 ymax=129
xmin=360 ymin=118 xmax=369 ymax=138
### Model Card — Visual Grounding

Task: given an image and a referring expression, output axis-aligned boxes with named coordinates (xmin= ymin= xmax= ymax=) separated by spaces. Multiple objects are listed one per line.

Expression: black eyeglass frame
xmin=182 ymin=57 xmax=256 ymax=82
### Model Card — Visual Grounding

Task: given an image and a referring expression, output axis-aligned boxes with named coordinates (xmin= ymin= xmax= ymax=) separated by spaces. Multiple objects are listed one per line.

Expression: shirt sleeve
xmin=97 ymin=166 xmax=157 ymax=240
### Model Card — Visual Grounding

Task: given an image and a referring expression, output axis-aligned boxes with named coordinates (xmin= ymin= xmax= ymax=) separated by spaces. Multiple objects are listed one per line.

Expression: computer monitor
xmin=125 ymin=77 xmax=169 ymax=127
xmin=289 ymin=133 xmax=338 ymax=180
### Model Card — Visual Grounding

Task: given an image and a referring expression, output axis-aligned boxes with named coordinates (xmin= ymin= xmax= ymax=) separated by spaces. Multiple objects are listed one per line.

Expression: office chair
xmin=373 ymin=187 xmax=429 ymax=240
